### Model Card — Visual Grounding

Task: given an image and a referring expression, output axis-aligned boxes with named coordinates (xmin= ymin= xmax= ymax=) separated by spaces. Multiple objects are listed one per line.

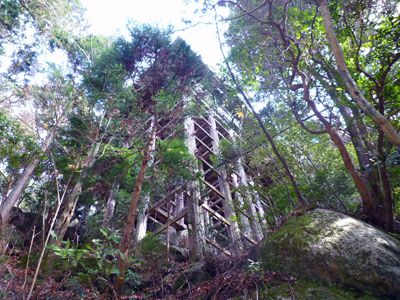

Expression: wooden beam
xmin=193 ymin=120 xmax=214 ymax=141
xmin=199 ymin=117 xmax=212 ymax=128
xmin=243 ymin=234 xmax=258 ymax=245
xmin=151 ymin=207 xmax=168 ymax=220
xmin=195 ymin=136 xmax=215 ymax=156
xmin=202 ymin=203 xmax=230 ymax=226
xmin=197 ymin=155 xmax=220 ymax=177
xmin=200 ymin=178 xmax=225 ymax=199
xmin=154 ymin=208 xmax=188 ymax=235
xmin=205 ymin=238 xmax=231 ymax=256
xmin=157 ymin=117 xmax=180 ymax=135
xmin=148 ymin=216 xmax=163 ymax=226
xmin=149 ymin=185 xmax=185 ymax=212
xmin=209 ymin=198 xmax=223 ymax=208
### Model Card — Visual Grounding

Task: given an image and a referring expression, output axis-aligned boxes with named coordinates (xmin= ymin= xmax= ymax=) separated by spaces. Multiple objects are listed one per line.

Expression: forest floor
xmin=0 ymin=248 xmax=291 ymax=299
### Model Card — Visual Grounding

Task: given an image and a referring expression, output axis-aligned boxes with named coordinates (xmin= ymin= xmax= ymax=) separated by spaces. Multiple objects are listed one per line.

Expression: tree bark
xmin=135 ymin=194 xmax=149 ymax=242
xmin=209 ymin=114 xmax=243 ymax=253
xmin=301 ymin=82 xmax=375 ymax=215
xmin=377 ymin=132 xmax=394 ymax=230
xmin=184 ymin=117 xmax=207 ymax=259
xmin=115 ymin=115 xmax=157 ymax=292
xmin=53 ymin=139 xmax=102 ymax=241
xmin=222 ymin=65 xmax=308 ymax=208
xmin=102 ymin=180 xmax=119 ymax=228
xmin=318 ymin=0 xmax=400 ymax=146
xmin=0 ymin=115 xmax=65 ymax=228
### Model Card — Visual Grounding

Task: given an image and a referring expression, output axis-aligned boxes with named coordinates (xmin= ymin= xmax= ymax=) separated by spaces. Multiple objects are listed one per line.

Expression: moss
xmin=258 ymin=209 xmax=400 ymax=298
xmin=261 ymin=279 xmax=379 ymax=300
xmin=260 ymin=213 xmax=317 ymax=271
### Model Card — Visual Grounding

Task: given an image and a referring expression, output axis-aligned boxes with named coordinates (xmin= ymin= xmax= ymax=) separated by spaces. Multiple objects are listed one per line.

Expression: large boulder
xmin=259 ymin=209 xmax=400 ymax=298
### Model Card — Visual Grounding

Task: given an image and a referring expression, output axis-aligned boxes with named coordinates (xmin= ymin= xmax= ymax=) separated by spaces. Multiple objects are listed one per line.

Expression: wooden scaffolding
xmin=140 ymin=98 xmax=266 ymax=257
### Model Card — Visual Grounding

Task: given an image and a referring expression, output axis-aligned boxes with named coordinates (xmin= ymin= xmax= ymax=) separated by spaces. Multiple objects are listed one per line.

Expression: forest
xmin=0 ymin=0 xmax=399 ymax=299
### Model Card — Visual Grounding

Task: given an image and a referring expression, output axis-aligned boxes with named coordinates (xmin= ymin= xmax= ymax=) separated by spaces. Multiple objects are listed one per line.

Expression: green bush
xmin=48 ymin=227 xmax=140 ymax=290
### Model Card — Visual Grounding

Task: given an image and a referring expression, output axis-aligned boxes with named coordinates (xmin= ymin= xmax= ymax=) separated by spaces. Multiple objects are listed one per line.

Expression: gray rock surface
xmin=259 ymin=209 xmax=400 ymax=298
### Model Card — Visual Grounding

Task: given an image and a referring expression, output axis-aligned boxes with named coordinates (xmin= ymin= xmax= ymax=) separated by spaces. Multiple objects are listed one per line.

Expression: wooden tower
xmin=136 ymin=94 xmax=267 ymax=258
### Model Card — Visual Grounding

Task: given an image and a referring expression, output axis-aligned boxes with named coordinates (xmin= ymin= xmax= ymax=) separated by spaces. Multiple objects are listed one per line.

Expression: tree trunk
xmin=135 ymin=194 xmax=150 ymax=242
xmin=377 ymin=132 xmax=394 ymax=231
xmin=318 ymin=0 xmax=400 ymax=146
xmin=53 ymin=139 xmax=102 ymax=240
xmin=222 ymin=62 xmax=308 ymax=209
xmin=102 ymin=180 xmax=119 ymax=228
xmin=115 ymin=115 xmax=157 ymax=292
xmin=184 ymin=117 xmax=207 ymax=259
xmin=52 ymin=181 xmax=82 ymax=241
xmin=0 ymin=115 xmax=65 ymax=228
xmin=302 ymin=85 xmax=375 ymax=216
xmin=209 ymin=114 xmax=243 ymax=253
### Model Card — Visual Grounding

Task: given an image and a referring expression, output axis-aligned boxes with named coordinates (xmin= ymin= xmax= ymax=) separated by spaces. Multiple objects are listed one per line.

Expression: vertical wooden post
xmin=235 ymin=158 xmax=264 ymax=241
xmin=102 ymin=181 xmax=119 ymax=228
xmin=175 ymin=191 xmax=185 ymax=227
xmin=135 ymin=195 xmax=150 ymax=242
xmin=184 ymin=117 xmax=207 ymax=259
xmin=248 ymin=178 xmax=268 ymax=227
xmin=208 ymin=115 xmax=243 ymax=253
xmin=231 ymin=172 xmax=254 ymax=240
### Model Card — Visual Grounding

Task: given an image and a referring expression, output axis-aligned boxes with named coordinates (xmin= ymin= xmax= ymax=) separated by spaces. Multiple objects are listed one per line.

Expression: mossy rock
xmin=259 ymin=209 xmax=400 ymax=298
xmin=260 ymin=278 xmax=378 ymax=300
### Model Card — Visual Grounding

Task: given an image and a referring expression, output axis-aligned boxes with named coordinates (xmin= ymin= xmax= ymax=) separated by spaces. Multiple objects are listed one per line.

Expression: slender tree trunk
xmin=53 ymin=181 xmax=83 ymax=240
xmin=338 ymin=106 xmax=370 ymax=167
xmin=0 ymin=115 xmax=66 ymax=228
xmin=318 ymin=0 xmax=400 ymax=146
xmin=135 ymin=195 xmax=150 ymax=242
xmin=102 ymin=180 xmax=119 ymax=228
xmin=184 ymin=117 xmax=207 ymax=259
xmin=301 ymin=83 xmax=375 ymax=215
xmin=53 ymin=139 xmax=102 ymax=241
xmin=222 ymin=67 xmax=307 ymax=208
xmin=115 ymin=115 xmax=157 ymax=292
xmin=377 ymin=132 xmax=394 ymax=230
xmin=214 ymin=19 xmax=308 ymax=208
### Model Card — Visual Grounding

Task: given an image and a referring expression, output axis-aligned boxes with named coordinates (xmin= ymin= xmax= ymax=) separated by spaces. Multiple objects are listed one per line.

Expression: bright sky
xmin=81 ymin=0 xmax=227 ymax=70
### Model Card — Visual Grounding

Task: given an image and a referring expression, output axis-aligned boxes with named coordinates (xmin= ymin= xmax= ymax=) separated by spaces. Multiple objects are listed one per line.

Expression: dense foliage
xmin=0 ymin=0 xmax=399 ymax=298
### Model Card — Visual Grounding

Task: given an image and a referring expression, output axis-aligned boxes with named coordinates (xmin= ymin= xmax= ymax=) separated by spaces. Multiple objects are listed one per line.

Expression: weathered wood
xmin=149 ymin=185 xmax=185 ymax=212
xmin=195 ymin=136 xmax=215 ymax=155
xmin=209 ymin=114 xmax=243 ymax=253
xmin=102 ymin=181 xmax=119 ymax=228
xmin=154 ymin=207 xmax=188 ymax=235
xmin=184 ymin=117 xmax=207 ymax=259
xmin=202 ymin=203 xmax=230 ymax=226
xmin=242 ymin=234 xmax=257 ymax=245
xmin=193 ymin=120 xmax=214 ymax=141
xmin=136 ymin=195 xmax=150 ymax=242
xmin=148 ymin=216 xmax=163 ymax=226
xmin=151 ymin=207 xmax=186 ymax=231
xmin=197 ymin=155 xmax=221 ymax=176
xmin=175 ymin=191 xmax=185 ymax=227
xmin=205 ymin=238 xmax=231 ymax=256
xmin=200 ymin=178 xmax=225 ymax=199
xmin=234 ymin=154 xmax=264 ymax=241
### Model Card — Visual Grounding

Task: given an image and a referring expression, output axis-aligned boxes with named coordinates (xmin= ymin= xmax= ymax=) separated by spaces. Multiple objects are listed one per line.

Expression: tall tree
xmin=214 ymin=0 xmax=400 ymax=229
xmin=317 ymin=0 xmax=400 ymax=147
xmin=0 ymin=70 xmax=76 ymax=228
xmin=80 ymin=25 xmax=207 ymax=291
